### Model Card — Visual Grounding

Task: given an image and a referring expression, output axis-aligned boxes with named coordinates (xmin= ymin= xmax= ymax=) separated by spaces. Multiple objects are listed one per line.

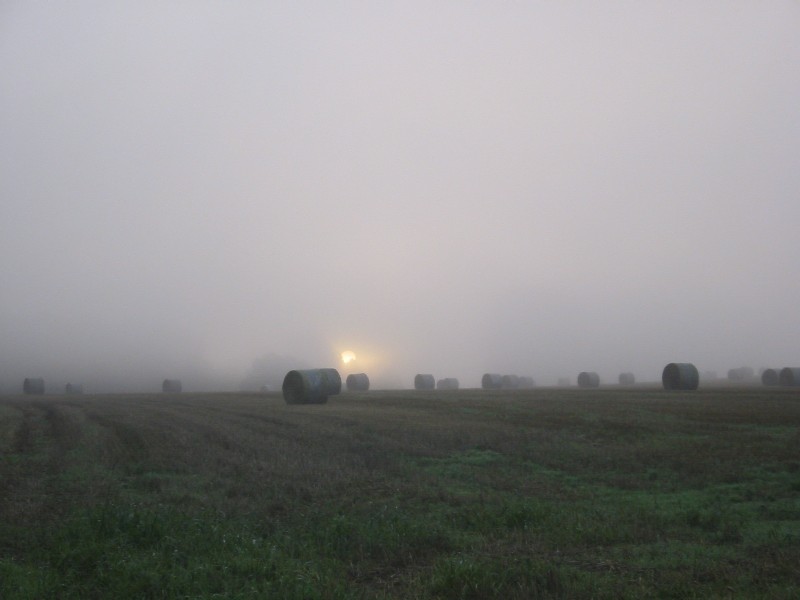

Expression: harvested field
xmin=1 ymin=388 xmax=799 ymax=598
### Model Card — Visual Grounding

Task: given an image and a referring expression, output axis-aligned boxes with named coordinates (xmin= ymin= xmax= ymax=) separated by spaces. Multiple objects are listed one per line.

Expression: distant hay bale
xmin=517 ymin=376 xmax=535 ymax=389
xmin=577 ymin=372 xmax=600 ymax=388
xmin=778 ymin=368 xmax=800 ymax=387
xmin=481 ymin=373 xmax=502 ymax=389
xmin=282 ymin=368 xmax=341 ymax=404
xmin=662 ymin=363 xmax=699 ymax=391
xmin=436 ymin=378 xmax=459 ymax=390
xmin=727 ymin=366 xmax=755 ymax=381
xmin=501 ymin=374 xmax=520 ymax=389
xmin=618 ymin=372 xmax=635 ymax=386
xmin=23 ymin=378 xmax=45 ymax=395
xmin=162 ymin=379 xmax=182 ymax=393
xmin=345 ymin=373 xmax=370 ymax=392
xmin=760 ymin=368 xmax=780 ymax=387
xmin=414 ymin=374 xmax=435 ymax=390
xmin=65 ymin=383 xmax=83 ymax=395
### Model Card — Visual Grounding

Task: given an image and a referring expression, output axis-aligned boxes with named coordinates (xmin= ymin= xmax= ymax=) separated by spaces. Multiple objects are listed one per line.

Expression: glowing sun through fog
xmin=341 ymin=350 xmax=356 ymax=365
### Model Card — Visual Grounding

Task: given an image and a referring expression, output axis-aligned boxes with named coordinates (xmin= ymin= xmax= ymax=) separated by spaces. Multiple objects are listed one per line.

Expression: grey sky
xmin=2 ymin=2 xmax=799 ymax=391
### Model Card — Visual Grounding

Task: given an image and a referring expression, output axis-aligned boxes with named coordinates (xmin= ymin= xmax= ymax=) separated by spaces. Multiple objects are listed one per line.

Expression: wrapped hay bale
xmin=779 ymin=368 xmax=800 ymax=387
xmin=345 ymin=373 xmax=370 ymax=391
xmin=760 ymin=368 xmax=780 ymax=386
xmin=162 ymin=379 xmax=182 ymax=393
xmin=577 ymin=372 xmax=600 ymax=388
xmin=662 ymin=363 xmax=699 ymax=391
xmin=436 ymin=378 xmax=459 ymax=390
xmin=414 ymin=374 xmax=435 ymax=390
xmin=282 ymin=368 xmax=341 ymax=404
xmin=518 ymin=376 xmax=535 ymax=389
xmin=481 ymin=373 xmax=502 ymax=389
xmin=727 ymin=366 xmax=755 ymax=381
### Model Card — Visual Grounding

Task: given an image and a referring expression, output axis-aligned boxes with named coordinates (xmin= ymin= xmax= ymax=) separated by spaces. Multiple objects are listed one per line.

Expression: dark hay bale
xmin=345 ymin=373 xmax=370 ymax=392
xmin=282 ymin=368 xmax=341 ymax=404
xmin=436 ymin=378 xmax=459 ymax=390
xmin=481 ymin=373 xmax=502 ymax=389
xmin=728 ymin=366 xmax=755 ymax=381
xmin=761 ymin=368 xmax=780 ymax=386
xmin=518 ymin=376 xmax=536 ymax=389
xmin=414 ymin=374 xmax=435 ymax=390
xmin=662 ymin=363 xmax=699 ymax=391
xmin=319 ymin=368 xmax=342 ymax=395
xmin=577 ymin=372 xmax=600 ymax=388
xmin=779 ymin=368 xmax=800 ymax=387
xmin=162 ymin=379 xmax=182 ymax=393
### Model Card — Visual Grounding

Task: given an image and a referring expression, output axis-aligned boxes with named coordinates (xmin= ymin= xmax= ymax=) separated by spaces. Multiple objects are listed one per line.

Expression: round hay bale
xmin=65 ymin=383 xmax=83 ymax=395
xmin=577 ymin=372 xmax=600 ymax=388
xmin=23 ymin=378 xmax=45 ymax=395
xmin=345 ymin=373 xmax=370 ymax=391
xmin=618 ymin=372 xmax=635 ymax=386
xmin=727 ymin=366 xmax=755 ymax=381
xmin=662 ymin=363 xmax=699 ymax=390
xmin=162 ymin=379 xmax=182 ymax=393
xmin=501 ymin=374 xmax=520 ymax=389
xmin=778 ymin=368 xmax=800 ymax=387
xmin=282 ymin=368 xmax=341 ymax=404
xmin=436 ymin=378 xmax=459 ymax=390
xmin=518 ymin=376 xmax=536 ymax=389
xmin=760 ymin=368 xmax=780 ymax=386
xmin=414 ymin=374 xmax=435 ymax=390
xmin=481 ymin=373 xmax=502 ymax=389
xmin=320 ymin=368 xmax=342 ymax=395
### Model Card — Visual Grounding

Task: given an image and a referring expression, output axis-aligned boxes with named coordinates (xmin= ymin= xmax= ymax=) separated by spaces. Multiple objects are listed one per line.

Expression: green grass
xmin=1 ymin=388 xmax=799 ymax=598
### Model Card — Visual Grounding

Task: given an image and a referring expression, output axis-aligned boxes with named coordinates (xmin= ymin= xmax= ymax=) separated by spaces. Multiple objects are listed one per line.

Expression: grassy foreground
xmin=1 ymin=388 xmax=798 ymax=598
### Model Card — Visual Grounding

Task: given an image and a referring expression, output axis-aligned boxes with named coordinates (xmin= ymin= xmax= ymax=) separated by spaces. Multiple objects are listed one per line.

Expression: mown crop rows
xmin=1 ymin=388 xmax=798 ymax=598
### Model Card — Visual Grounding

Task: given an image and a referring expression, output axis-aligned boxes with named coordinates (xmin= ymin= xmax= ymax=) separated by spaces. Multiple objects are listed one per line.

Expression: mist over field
xmin=2 ymin=2 xmax=799 ymax=393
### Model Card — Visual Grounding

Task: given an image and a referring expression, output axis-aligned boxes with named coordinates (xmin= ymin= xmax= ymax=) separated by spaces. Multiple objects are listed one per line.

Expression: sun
xmin=341 ymin=350 xmax=357 ymax=365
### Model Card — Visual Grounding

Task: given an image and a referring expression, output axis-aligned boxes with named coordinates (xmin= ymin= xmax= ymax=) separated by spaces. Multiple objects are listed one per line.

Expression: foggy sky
xmin=2 ymin=2 xmax=799 ymax=392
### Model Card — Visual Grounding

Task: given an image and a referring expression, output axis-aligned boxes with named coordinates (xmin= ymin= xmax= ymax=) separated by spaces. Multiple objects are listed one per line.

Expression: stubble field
xmin=1 ymin=387 xmax=798 ymax=598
